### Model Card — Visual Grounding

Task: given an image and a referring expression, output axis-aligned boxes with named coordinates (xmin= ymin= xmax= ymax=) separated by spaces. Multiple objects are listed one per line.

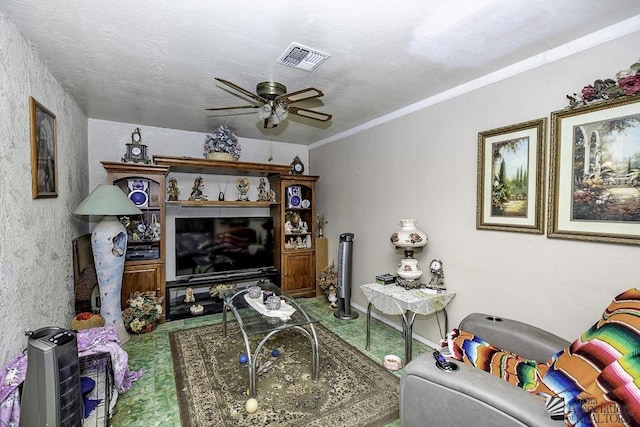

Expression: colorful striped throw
xmin=448 ymin=288 xmax=640 ymax=426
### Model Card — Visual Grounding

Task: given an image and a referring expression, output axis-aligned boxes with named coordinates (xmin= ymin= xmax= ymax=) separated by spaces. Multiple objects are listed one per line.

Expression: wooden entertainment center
xmin=104 ymin=156 xmax=319 ymax=321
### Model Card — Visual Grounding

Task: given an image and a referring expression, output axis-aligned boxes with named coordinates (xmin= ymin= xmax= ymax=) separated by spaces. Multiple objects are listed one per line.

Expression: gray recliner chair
xmin=400 ymin=313 xmax=570 ymax=427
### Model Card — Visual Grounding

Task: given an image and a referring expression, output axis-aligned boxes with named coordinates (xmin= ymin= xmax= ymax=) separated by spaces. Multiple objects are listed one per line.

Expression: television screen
xmin=175 ymin=217 xmax=275 ymax=278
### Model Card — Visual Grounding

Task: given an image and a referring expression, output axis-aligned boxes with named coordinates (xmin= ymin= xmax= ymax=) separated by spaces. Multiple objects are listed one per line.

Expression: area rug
xmin=169 ymin=321 xmax=400 ymax=426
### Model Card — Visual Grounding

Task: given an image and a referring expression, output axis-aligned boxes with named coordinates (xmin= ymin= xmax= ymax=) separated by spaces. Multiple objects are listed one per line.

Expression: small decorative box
xmin=265 ymin=296 xmax=281 ymax=311
xmin=262 ymin=290 xmax=274 ymax=303
xmin=247 ymin=286 xmax=261 ymax=299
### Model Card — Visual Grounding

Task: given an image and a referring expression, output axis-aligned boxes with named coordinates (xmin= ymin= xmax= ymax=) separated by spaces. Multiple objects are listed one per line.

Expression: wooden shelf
xmin=166 ymin=200 xmax=278 ymax=208
xmin=153 ymin=155 xmax=291 ymax=176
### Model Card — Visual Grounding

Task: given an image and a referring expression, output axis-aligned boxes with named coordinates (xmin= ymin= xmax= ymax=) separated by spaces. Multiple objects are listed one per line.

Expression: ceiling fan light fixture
xmin=257 ymin=103 xmax=272 ymax=120
xmin=274 ymin=103 xmax=289 ymax=121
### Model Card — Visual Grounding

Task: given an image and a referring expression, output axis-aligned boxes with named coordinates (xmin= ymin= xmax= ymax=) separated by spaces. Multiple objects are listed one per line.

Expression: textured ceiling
xmin=2 ymin=1 xmax=640 ymax=145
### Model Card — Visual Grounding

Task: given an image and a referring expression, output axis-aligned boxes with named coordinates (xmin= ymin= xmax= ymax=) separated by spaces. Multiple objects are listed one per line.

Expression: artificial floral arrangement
xmin=122 ymin=291 xmax=164 ymax=334
xmin=318 ymin=260 xmax=338 ymax=307
xmin=209 ymin=283 xmax=235 ymax=299
xmin=567 ymin=58 xmax=640 ymax=107
xmin=204 ymin=124 xmax=241 ymax=160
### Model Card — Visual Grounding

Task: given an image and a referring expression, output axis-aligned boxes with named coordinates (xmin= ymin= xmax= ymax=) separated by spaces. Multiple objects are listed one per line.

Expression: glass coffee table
xmin=221 ymin=283 xmax=320 ymax=397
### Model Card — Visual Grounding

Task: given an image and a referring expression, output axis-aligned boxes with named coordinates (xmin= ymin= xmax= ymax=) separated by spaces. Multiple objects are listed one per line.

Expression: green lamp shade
xmin=73 ymin=184 xmax=142 ymax=216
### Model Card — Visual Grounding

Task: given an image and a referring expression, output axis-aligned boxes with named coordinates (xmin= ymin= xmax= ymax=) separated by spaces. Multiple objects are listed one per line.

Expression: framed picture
xmin=548 ymin=96 xmax=640 ymax=245
xmin=30 ymin=97 xmax=57 ymax=198
xmin=476 ymin=118 xmax=546 ymax=233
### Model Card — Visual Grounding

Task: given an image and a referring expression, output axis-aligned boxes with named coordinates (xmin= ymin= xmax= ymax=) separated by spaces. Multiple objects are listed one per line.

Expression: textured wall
xmin=310 ymin=31 xmax=640 ymax=343
xmin=0 ymin=13 xmax=88 ymax=367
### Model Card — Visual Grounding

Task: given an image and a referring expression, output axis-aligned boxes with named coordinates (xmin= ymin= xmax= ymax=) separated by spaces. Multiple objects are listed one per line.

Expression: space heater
xmin=335 ymin=232 xmax=358 ymax=320
xmin=20 ymin=327 xmax=83 ymax=427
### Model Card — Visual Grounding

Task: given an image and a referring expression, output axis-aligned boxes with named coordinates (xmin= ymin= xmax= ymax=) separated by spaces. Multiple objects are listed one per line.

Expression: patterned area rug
xmin=169 ymin=322 xmax=399 ymax=427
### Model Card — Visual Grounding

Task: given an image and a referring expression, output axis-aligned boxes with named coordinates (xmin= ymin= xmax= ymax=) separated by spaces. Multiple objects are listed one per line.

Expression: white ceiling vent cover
xmin=277 ymin=43 xmax=330 ymax=72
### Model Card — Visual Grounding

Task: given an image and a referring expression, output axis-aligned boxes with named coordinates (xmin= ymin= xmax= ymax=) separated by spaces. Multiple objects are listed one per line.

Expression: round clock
xmin=131 ymin=146 xmax=142 ymax=156
xmin=429 ymin=259 xmax=443 ymax=274
xmin=290 ymin=156 xmax=304 ymax=174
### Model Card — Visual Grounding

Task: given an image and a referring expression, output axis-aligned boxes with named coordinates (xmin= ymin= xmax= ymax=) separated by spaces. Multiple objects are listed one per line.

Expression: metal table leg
xmin=401 ymin=311 xmax=418 ymax=364
xmin=365 ymin=302 xmax=372 ymax=351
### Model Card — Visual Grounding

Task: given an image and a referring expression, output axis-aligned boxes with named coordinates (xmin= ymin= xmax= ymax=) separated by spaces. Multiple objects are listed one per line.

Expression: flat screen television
xmin=175 ymin=216 xmax=275 ymax=278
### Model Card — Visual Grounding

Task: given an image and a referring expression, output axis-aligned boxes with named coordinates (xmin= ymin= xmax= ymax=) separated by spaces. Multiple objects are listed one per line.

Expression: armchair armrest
xmin=459 ymin=313 xmax=570 ymax=362
xmin=401 ymin=353 xmax=558 ymax=427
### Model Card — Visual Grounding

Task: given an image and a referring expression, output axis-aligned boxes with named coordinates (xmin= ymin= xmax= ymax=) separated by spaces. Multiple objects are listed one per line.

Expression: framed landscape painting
xmin=476 ymin=118 xmax=546 ymax=233
xmin=30 ymin=96 xmax=58 ymax=198
xmin=548 ymin=96 xmax=640 ymax=245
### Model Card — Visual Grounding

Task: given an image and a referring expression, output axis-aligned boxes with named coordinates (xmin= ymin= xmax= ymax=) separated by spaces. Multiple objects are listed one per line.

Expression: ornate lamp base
xmin=91 ymin=216 xmax=130 ymax=345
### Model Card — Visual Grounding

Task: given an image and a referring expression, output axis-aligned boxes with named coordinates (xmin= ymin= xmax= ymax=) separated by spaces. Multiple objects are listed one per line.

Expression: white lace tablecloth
xmin=361 ymin=283 xmax=455 ymax=316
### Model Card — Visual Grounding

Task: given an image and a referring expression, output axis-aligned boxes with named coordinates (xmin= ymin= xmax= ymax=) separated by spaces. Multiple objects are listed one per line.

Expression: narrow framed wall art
xmin=30 ymin=96 xmax=58 ymax=198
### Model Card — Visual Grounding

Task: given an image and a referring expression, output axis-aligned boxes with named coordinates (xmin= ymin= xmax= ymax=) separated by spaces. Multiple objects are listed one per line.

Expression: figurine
xmin=167 ymin=177 xmax=180 ymax=201
xmin=236 ymin=177 xmax=250 ymax=201
xmin=268 ymin=189 xmax=277 ymax=203
xmin=217 ymin=181 xmax=228 ymax=201
xmin=184 ymin=287 xmax=195 ymax=303
xmin=189 ymin=176 xmax=207 ymax=201
xmin=257 ymin=178 xmax=270 ymax=201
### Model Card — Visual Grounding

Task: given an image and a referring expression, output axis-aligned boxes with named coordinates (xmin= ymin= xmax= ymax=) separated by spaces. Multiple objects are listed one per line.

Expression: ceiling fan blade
xmin=205 ymin=105 xmax=259 ymax=111
xmin=277 ymin=87 xmax=324 ymax=104
xmin=288 ymin=106 xmax=332 ymax=122
xmin=215 ymin=78 xmax=265 ymax=103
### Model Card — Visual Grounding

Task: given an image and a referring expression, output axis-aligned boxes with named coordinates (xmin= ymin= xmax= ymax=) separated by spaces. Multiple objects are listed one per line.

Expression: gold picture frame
xmin=476 ymin=118 xmax=547 ymax=233
xmin=30 ymin=96 xmax=57 ymax=198
xmin=548 ymin=96 xmax=640 ymax=245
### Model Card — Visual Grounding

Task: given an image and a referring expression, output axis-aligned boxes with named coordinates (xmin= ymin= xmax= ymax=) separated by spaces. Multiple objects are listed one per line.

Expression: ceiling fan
xmin=206 ymin=78 xmax=332 ymax=129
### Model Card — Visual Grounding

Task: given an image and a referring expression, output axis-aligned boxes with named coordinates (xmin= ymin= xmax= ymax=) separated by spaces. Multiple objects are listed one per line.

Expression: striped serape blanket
xmin=448 ymin=288 xmax=640 ymax=426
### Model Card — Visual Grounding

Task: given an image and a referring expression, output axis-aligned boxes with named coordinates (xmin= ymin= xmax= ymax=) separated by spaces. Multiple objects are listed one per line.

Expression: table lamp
xmin=390 ymin=219 xmax=428 ymax=285
xmin=73 ymin=184 xmax=142 ymax=344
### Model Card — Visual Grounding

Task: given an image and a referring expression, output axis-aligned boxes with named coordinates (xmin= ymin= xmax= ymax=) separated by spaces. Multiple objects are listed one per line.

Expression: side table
xmin=361 ymin=283 xmax=455 ymax=364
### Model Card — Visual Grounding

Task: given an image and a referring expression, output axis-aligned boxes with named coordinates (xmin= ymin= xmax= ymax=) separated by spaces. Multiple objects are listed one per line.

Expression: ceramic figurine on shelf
xmin=257 ymin=178 xmax=270 ymax=201
xmin=167 ymin=177 xmax=180 ymax=201
xmin=316 ymin=213 xmax=327 ymax=238
xmin=189 ymin=176 xmax=207 ymax=201
xmin=217 ymin=180 xmax=228 ymax=201
xmin=184 ymin=287 xmax=195 ymax=303
xmin=268 ymin=189 xmax=277 ymax=202
xmin=236 ymin=177 xmax=249 ymax=201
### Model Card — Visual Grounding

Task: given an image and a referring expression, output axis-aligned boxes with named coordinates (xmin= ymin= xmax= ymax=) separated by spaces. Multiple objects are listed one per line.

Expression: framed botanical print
xmin=30 ymin=96 xmax=58 ymax=198
xmin=476 ymin=118 xmax=547 ymax=233
xmin=548 ymin=96 xmax=640 ymax=245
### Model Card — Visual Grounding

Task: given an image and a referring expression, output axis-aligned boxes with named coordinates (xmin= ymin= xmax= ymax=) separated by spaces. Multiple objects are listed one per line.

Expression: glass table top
xmin=223 ymin=283 xmax=319 ymax=336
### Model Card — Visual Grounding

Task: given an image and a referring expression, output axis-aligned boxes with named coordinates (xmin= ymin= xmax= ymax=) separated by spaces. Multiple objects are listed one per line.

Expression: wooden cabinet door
xmin=122 ymin=262 xmax=163 ymax=312
xmin=282 ymin=252 xmax=315 ymax=297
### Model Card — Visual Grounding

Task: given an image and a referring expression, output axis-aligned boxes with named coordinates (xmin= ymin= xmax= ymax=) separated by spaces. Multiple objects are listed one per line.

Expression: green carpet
xmin=169 ymin=321 xmax=400 ymax=426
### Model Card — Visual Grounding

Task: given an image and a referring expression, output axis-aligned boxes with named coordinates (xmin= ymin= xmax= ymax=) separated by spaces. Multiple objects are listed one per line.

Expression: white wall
xmin=88 ymin=119 xmax=309 ymax=281
xmin=0 ymin=13 xmax=89 ymax=367
xmin=310 ymin=31 xmax=640 ymax=343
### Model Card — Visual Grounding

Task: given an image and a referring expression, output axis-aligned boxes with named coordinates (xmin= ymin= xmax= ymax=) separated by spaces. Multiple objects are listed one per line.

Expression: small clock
xmin=429 ymin=259 xmax=443 ymax=275
xmin=428 ymin=259 xmax=446 ymax=289
xmin=122 ymin=127 xmax=151 ymax=164
xmin=289 ymin=155 xmax=304 ymax=175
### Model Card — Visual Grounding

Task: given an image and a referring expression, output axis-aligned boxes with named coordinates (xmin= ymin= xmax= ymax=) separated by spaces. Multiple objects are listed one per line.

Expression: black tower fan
xmin=20 ymin=327 xmax=83 ymax=427
xmin=335 ymin=232 xmax=358 ymax=320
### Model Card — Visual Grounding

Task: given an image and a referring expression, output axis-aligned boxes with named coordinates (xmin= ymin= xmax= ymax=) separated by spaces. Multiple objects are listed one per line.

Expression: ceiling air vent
xmin=277 ymin=43 xmax=330 ymax=72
